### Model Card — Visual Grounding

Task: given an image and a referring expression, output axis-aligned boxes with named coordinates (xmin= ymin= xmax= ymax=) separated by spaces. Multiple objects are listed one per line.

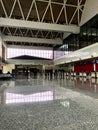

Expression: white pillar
xmin=0 ymin=37 xmax=2 ymax=59
xmin=4 ymin=43 xmax=7 ymax=60
xmin=93 ymin=62 xmax=96 ymax=78
xmin=94 ymin=63 xmax=96 ymax=71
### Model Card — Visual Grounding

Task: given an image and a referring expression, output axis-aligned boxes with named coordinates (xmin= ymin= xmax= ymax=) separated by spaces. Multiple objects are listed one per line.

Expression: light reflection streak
xmin=6 ymin=91 xmax=53 ymax=104
xmin=60 ymin=101 xmax=70 ymax=108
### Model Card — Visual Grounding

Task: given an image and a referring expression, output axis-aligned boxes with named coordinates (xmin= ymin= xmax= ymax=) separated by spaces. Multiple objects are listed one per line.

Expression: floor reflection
xmin=0 ymin=78 xmax=98 ymax=129
xmin=75 ymin=78 xmax=98 ymax=93
xmin=6 ymin=91 xmax=53 ymax=104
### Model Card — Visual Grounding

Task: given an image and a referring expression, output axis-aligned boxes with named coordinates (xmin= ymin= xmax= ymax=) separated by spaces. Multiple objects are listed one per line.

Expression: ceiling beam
xmin=7 ymin=45 xmax=53 ymax=50
xmin=0 ymin=18 xmax=80 ymax=33
xmin=2 ymin=35 xmax=62 ymax=45
xmin=7 ymin=59 xmax=53 ymax=65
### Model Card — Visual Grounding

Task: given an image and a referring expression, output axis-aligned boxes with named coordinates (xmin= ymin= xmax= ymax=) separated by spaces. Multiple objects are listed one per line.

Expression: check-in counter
xmin=66 ymin=72 xmax=69 ymax=78
xmin=64 ymin=72 xmax=67 ymax=78
xmin=91 ymin=78 xmax=96 ymax=83
xmin=73 ymin=72 xmax=76 ymax=80
xmin=79 ymin=72 xmax=84 ymax=81
xmin=83 ymin=77 xmax=87 ymax=82
xmin=95 ymin=79 xmax=98 ymax=84
xmin=83 ymin=72 xmax=87 ymax=77
xmin=71 ymin=72 xmax=73 ymax=76
xmin=71 ymin=72 xmax=74 ymax=79
xmin=66 ymin=72 xmax=69 ymax=76
xmin=73 ymin=72 xmax=76 ymax=77
xmin=79 ymin=72 xmax=83 ymax=77
xmin=96 ymin=72 xmax=98 ymax=78
xmin=91 ymin=72 xmax=95 ymax=78
xmin=64 ymin=72 xmax=66 ymax=78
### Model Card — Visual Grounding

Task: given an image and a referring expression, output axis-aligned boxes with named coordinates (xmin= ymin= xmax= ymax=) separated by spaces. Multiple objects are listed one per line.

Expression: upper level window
xmin=7 ymin=48 xmax=53 ymax=59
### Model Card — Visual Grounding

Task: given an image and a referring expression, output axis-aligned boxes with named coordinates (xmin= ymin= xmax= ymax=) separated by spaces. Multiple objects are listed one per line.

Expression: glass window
xmin=7 ymin=48 xmax=53 ymax=59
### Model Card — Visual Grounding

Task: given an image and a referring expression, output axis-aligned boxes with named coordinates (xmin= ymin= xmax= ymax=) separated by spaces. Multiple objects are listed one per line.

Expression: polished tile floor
xmin=0 ymin=77 xmax=98 ymax=130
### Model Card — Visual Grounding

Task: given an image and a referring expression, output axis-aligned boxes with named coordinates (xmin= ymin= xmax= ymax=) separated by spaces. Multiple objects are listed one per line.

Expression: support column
xmin=0 ymin=37 xmax=2 ymax=60
xmin=94 ymin=62 xmax=96 ymax=78
xmin=3 ymin=42 xmax=7 ymax=61
xmin=42 ymin=65 xmax=45 ymax=79
xmin=0 ymin=36 xmax=2 ymax=73
xmin=91 ymin=61 xmax=96 ymax=83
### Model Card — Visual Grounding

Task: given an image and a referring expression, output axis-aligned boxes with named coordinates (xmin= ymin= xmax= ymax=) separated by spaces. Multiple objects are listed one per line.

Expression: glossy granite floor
xmin=0 ymin=77 xmax=98 ymax=130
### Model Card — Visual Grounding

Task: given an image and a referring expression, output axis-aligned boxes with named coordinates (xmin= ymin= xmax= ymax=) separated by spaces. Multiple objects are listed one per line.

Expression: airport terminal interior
xmin=0 ymin=0 xmax=98 ymax=129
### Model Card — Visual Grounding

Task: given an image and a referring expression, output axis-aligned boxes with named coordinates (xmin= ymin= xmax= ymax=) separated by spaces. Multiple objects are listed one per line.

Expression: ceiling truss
xmin=0 ymin=0 xmax=85 ymax=25
xmin=1 ymin=27 xmax=64 ymax=39
xmin=0 ymin=0 xmax=86 ymax=48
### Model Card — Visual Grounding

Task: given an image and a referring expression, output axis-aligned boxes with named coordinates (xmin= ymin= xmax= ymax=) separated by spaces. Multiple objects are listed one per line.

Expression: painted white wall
xmin=3 ymin=64 xmax=15 ymax=73
xmin=7 ymin=59 xmax=53 ymax=65
xmin=80 ymin=0 xmax=98 ymax=26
